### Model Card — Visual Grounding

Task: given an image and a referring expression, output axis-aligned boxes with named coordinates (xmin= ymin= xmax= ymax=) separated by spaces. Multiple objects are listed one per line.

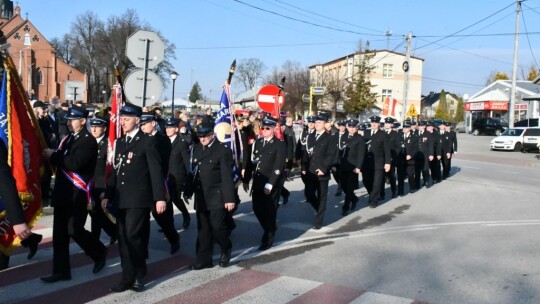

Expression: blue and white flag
xmin=214 ymin=83 xmax=241 ymax=185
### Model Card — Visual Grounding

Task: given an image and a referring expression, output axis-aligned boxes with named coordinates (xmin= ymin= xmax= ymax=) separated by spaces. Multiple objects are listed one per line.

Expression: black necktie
xmin=315 ymin=133 xmax=320 ymax=140
xmin=126 ymin=136 xmax=131 ymax=148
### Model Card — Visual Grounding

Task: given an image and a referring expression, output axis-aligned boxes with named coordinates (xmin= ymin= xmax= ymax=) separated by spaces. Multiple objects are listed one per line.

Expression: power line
xmin=270 ymin=0 xmax=384 ymax=34
xmin=231 ymin=0 xmax=387 ymax=37
xmin=415 ymin=2 xmax=515 ymax=50
xmin=422 ymin=76 xmax=484 ymax=87
xmin=176 ymin=40 xmax=398 ymax=50
xmin=521 ymin=6 xmax=540 ymax=69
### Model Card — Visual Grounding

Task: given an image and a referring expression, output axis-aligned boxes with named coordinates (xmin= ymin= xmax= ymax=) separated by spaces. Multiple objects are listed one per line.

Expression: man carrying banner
xmin=41 ymin=104 xmax=108 ymax=283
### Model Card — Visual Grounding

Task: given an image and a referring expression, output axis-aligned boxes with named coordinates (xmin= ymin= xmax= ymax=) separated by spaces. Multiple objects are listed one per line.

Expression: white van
xmin=522 ymin=127 xmax=540 ymax=152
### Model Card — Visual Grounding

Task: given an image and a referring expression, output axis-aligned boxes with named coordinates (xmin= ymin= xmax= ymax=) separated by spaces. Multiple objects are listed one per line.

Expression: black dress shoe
xmin=41 ymin=274 xmax=71 ymax=283
xmin=342 ymin=209 xmax=349 ymax=216
xmin=182 ymin=216 xmax=191 ymax=229
xmin=312 ymin=225 xmax=322 ymax=230
xmin=219 ymin=248 xmax=232 ymax=267
xmin=132 ymin=277 xmax=146 ymax=292
xmin=109 ymin=283 xmax=133 ymax=293
xmin=24 ymin=233 xmax=42 ymax=259
xmin=170 ymin=240 xmax=180 ymax=255
xmin=191 ymin=263 xmax=213 ymax=270
xmin=410 ymin=188 xmax=418 ymax=193
xmin=93 ymin=248 xmax=108 ymax=274
xmin=109 ymin=235 xmax=117 ymax=246
xmin=392 ymin=193 xmax=398 ymax=199
xmin=282 ymin=193 xmax=289 ymax=204
xmin=258 ymin=243 xmax=271 ymax=251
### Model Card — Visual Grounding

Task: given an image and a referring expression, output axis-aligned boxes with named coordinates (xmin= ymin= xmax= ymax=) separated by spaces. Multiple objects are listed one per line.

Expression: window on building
xmin=382 ymin=89 xmax=392 ymax=102
xmin=383 ymin=63 xmax=393 ymax=78
xmin=450 ymin=110 xmax=455 ymax=116
xmin=35 ymin=69 xmax=43 ymax=85
xmin=450 ymin=99 xmax=454 ymax=105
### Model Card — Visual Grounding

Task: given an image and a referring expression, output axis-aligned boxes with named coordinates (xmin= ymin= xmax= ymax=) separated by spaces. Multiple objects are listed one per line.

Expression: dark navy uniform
xmin=105 ymin=105 xmax=165 ymax=290
xmin=301 ymin=114 xmax=338 ymax=228
xmin=333 ymin=121 xmax=348 ymax=196
xmin=339 ymin=119 xmax=365 ymax=215
xmin=397 ymin=124 xmax=418 ymax=195
xmin=383 ymin=117 xmax=400 ymax=198
xmin=415 ymin=122 xmax=434 ymax=188
xmin=42 ymin=105 xmax=107 ymax=282
xmin=296 ymin=117 xmax=315 ymax=204
xmin=362 ymin=116 xmax=391 ymax=208
xmin=438 ymin=123 xmax=453 ymax=180
xmin=185 ymin=124 xmax=235 ymax=268
xmin=249 ymin=118 xmax=286 ymax=250
xmin=428 ymin=122 xmax=442 ymax=184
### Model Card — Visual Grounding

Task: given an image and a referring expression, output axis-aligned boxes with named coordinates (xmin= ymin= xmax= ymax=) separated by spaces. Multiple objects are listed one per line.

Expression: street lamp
xmin=170 ymin=71 xmax=178 ymax=117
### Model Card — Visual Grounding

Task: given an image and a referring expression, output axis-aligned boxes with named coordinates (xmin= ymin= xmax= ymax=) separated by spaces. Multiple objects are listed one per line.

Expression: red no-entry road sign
xmin=256 ymin=85 xmax=285 ymax=115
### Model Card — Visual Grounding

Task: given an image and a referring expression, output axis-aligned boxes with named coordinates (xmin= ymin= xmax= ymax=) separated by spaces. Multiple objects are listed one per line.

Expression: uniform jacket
xmin=438 ymin=131 xmax=453 ymax=155
xmin=362 ymin=129 xmax=391 ymax=170
xmin=169 ymin=134 xmax=190 ymax=184
xmin=301 ymin=131 xmax=338 ymax=180
xmin=250 ymin=136 xmax=286 ymax=192
xmin=50 ymin=128 xmax=97 ymax=208
xmin=398 ymin=132 xmax=418 ymax=165
xmin=335 ymin=131 xmax=348 ymax=165
xmin=153 ymin=131 xmax=171 ymax=178
xmin=0 ymin=142 xmax=25 ymax=225
xmin=282 ymin=125 xmax=296 ymax=162
xmin=185 ymin=139 xmax=235 ymax=211
xmin=295 ymin=127 xmax=313 ymax=162
xmin=105 ymin=130 xmax=165 ymax=209
xmin=431 ymin=131 xmax=441 ymax=157
xmin=416 ymin=131 xmax=434 ymax=158
xmin=92 ymin=136 xmax=108 ymax=194
xmin=449 ymin=131 xmax=458 ymax=153
xmin=339 ymin=133 xmax=365 ymax=172
xmin=385 ymin=129 xmax=401 ymax=165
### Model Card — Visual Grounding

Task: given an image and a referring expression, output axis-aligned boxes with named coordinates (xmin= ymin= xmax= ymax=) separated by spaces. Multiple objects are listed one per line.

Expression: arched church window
xmin=35 ymin=68 xmax=43 ymax=85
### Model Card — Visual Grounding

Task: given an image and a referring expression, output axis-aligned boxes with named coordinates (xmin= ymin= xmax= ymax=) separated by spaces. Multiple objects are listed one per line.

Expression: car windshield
xmin=501 ymin=128 xmax=524 ymax=136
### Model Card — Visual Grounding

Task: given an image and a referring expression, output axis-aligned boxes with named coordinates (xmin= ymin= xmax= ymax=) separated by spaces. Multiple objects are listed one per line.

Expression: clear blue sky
xmin=19 ymin=0 xmax=540 ymax=100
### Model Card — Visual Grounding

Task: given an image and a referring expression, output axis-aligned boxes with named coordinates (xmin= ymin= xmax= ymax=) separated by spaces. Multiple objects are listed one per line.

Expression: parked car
xmin=515 ymin=118 xmax=539 ymax=127
xmin=489 ymin=128 xmax=526 ymax=151
xmin=522 ymin=127 xmax=540 ymax=152
xmin=472 ymin=117 xmax=508 ymax=136
xmin=455 ymin=121 xmax=466 ymax=133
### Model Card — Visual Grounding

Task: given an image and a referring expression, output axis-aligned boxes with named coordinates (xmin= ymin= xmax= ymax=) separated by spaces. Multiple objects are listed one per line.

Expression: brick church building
xmin=0 ymin=1 xmax=87 ymax=103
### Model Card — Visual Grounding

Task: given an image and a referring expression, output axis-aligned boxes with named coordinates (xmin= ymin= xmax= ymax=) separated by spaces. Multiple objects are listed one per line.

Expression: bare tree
xmin=50 ymin=34 xmax=74 ymax=64
xmin=235 ymin=58 xmax=266 ymax=92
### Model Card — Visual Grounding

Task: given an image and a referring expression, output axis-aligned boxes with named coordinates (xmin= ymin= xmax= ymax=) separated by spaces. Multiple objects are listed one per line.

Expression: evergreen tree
xmin=434 ymin=90 xmax=450 ymax=121
xmin=189 ymin=82 xmax=203 ymax=104
xmin=344 ymin=50 xmax=377 ymax=115
xmin=453 ymin=98 xmax=465 ymax=122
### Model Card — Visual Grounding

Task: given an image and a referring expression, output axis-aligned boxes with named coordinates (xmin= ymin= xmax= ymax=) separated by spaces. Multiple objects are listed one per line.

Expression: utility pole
xmin=509 ymin=0 xmax=522 ymax=128
xmin=401 ymin=32 xmax=412 ymax=122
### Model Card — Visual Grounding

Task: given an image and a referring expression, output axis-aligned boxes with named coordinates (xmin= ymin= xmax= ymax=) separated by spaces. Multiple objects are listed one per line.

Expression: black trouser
xmin=441 ymin=153 xmax=451 ymax=179
xmin=195 ymin=208 xmax=232 ymax=265
xmin=117 ymin=208 xmax=150 ymax=284
xmin=170 ymin=176 xmax=191 ymax=220
xmin=415 ymin=154 xmax=430 ymax=187
xmin=364 ymin=168 xmax=384 ymax=205
xmin=383 ymin=163 xmax=397 ymax=196
xmin=90 ymin=191 xmax=116 ymax=240
xmin=304 ymin=173 xmax=329 ymax=226
xmin=397 ymin=161 xmax=416 ymax=194
xmin=300 ymin=174 xmax=312 ymax=203
xmin=340 ymin=170 xmax=358 ymax=211
xmin=332 ymin=166 xmax=341 ymax=193
xmin=430 ymin=158 xmax=441 ymax=183
xmin=0 ymin=234 xmax=41 ymax=270
xmin=52 ymin=204 xmax=106 ymax=275
xmin=146 ymin=200 xmax=179 ymax=247
xmin=252 ymin=186 xmax=280 ymax=235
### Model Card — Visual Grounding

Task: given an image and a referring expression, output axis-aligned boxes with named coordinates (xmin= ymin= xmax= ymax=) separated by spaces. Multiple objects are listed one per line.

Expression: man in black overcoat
xmin=102 ymin=104 xmax=167 ymax=292
xmin=339 ymin=119 xmax=365 ymax=216
xmin=184 ymin=123 xmax=235 ymax=269
xmin=41 ymin=105 xmax=108 ymax=283
xmin=396 ymin=122 xmax=418 ymax=195
xmin=415 ymin=121 xmax=434 ymax=188
xmin=247 ymin=118 xmax=286 ymax=250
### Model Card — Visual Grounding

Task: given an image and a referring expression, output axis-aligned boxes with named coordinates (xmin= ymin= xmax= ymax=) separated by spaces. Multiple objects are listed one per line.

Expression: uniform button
xmin=122 ymin=173 xmax=125 ymax=175
xmin=121 ymin=182 xmax=124 ymax=185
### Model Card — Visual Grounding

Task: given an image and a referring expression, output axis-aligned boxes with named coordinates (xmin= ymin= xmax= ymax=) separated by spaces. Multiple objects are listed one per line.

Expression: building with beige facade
xmin=308 ymin=49 xmax=423 ymax=121
xmin=0 ymin=1 xmax=87 ymax=103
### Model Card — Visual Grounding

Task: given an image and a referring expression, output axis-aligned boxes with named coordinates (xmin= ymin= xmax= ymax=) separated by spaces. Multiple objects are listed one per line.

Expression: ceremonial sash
xmin=60 ymin=169 xmax=94 ymax=208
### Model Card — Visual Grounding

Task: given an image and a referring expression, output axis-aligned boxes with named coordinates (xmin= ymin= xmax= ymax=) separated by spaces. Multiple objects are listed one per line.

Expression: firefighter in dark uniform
xmin=165 ymin=118 xmax=191 ymax=229
xmin=89 ymin=116 xmax=117 ymax=245
xmin=247 ymin=118 xmax=286 ymax=250
xmin=339 ymin=119 xmax=365 ymax=216
xmin=184 ymin=123 xmax=235 ymax=270
xmin=383 ymin=117 xmax=400 ymax=199
xmin=427 ymin=121 xmax=441 ymax=184
xmin=41 ymin=105 xmax=108 ymax=283
xmin=102 ymin=104 xmax=167 ymax=292
xmin=280 ymin=116 xmax=295 ymax=204
xmin=361 ymin=115 xmax=391 ymax=208
xmin=296 ymin=116 xmax=316 ymax=204
xmin=446 ymin=122 xmax=458 ymax=175
xmin=415 ymin=121 xmax=434 ymax=188
xmin=397 ymin=122 xmax=418 ymax=195
xmin=333 ymin=120 xmax=348 ymax=197
xmin=301 ymin=114 xmax=338 ymax=229
xmin=438 ymin=121 xmax=453 ymax=180
xmin=139 ymin=112 xmax=180 ymax=256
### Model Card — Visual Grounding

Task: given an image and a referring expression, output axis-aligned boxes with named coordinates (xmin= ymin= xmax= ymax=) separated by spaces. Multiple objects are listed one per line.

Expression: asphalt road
xmin=3 ymin=133 xmax=540 ymax=303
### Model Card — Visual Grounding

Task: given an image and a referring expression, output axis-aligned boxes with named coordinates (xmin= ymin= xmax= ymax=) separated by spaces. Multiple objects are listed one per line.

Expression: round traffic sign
xmin=124 ymin=70 xmax=163 ymax=107
xmin=126 ymin=30 xmax=165 ymax=70
xmin=256 ymin=85 xmax=285 ymax=115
